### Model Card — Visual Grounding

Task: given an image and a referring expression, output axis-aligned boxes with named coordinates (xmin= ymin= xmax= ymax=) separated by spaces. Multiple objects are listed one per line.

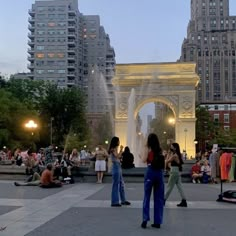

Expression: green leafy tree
xmin=195 ymin=105 xmax=220 ymax=151
xmin=0 ymin=89 xmax=39 ymax=150
xmin=5 ymin=78 xmax=47 ymax=110
xmin=39 ymin=85 xmax=89 ymax=146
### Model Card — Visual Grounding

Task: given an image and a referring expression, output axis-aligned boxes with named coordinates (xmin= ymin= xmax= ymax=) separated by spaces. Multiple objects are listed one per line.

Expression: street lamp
xmin=25 ymin=120 xmax=38 ymax=135
xmin=184 ymin=128 xmax=188 ymax=153
xmin=50 ymin=117 xmax=54 ymax=145
xmin=194 ymin=139 xmax=198 ymax=156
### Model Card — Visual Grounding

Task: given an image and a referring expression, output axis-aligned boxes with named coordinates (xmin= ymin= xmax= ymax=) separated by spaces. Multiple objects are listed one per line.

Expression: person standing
xmin=95 ymin=145 xmax=108 ymax=183
xmin=141 ymin=133 xmax=165 ymax=229
xmin=165 ymin=142 xmax=187 ymax=207
xmin=108 ymin=136 xmax=131 ymax=207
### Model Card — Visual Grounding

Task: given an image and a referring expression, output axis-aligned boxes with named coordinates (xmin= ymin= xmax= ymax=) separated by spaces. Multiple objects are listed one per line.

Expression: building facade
xmin=27 ymin=0 xmax=115 ymax=114
xmin=180 ymin=0 xmax=236 ymax=130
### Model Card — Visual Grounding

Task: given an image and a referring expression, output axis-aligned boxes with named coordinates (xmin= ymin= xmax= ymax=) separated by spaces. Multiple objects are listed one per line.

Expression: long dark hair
xmin=147 ymin=133 xmax=162 ymax=156
xmin=108 ymin=136 xmax=119 ymax=154
xmin=172 ymin=142 xmax=184 ymax=165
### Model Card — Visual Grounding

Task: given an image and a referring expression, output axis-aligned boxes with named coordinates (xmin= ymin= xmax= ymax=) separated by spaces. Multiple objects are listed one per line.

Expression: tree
xmin=39 ymin=85 xmax=89 ymax=146
xmin=195 ymin=105 xmax=220 ymax=151
xmin=0 ymin=89 xmax=39 ymax=150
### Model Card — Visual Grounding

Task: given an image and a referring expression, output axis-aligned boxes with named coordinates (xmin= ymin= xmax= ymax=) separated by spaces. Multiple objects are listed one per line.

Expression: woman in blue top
xmin=108 ymin=136 xmax=131 ymax=207
xmin=141 ymin=133 xmax=165 ymax=229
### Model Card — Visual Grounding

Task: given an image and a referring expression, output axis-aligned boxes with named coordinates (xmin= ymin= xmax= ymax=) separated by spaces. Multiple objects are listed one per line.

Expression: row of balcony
xmin=28 ymin=16 xmax=76 ymax=23
xmin=28 ymin=39 xmax=76 ymax=46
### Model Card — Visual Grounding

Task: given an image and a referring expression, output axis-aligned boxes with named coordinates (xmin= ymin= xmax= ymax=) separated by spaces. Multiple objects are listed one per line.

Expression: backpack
xmin=151 ymin=152 xmax=165 ymax=170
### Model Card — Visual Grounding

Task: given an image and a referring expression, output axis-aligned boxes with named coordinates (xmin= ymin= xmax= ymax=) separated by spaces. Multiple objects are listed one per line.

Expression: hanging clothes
xmin=220 ymin=152 xmax=232 ymax=180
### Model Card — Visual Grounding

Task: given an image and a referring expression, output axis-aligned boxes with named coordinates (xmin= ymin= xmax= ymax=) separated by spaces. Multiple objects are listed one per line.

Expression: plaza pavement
xmin=0 ymin=180 xmax=236 ymax=236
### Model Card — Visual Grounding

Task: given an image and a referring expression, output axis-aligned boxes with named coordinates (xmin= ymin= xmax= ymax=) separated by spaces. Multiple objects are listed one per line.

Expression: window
xmin=48 ymin=22 xmax=56 ymax=27
xmin=224 ymin=126 xmax=230 ymax=131
xmin=36 ymin=46 xmax=44 ymax=50
xmin=36 ymin=70 xmax=44 ymax=74
xmin=48 ymin=53 xmax=55 ymax=58
xmin=224 ymin=114 xmax=229 ymax=123
xmin=58 ymin=70 xmax=66 ymax=73
xmin=57 ymin=53 xmax=65 ymax=58
xmin=36 ymin=53 xmax=44 ymax=58
xmin=48 ymin=70 xmax=54 ymax=73
xmin=214 ymin=113 xmax=219 ymax=122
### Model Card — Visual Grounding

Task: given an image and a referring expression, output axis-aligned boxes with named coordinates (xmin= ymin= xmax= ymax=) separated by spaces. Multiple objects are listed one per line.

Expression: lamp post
xmin=194 ymin=139 xmax=198 ymax=157
xmin=184 ymin=128 xmax=188 ymax=153
xmin=50 ymin=117 xmax=54 ymax=145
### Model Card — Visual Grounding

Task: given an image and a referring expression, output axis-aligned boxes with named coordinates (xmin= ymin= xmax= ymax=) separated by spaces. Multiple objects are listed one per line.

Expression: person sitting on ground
xmin=121 ymin=146 xmax=135 ymax=169
xmin=201 ymin=160 xmax=211 ymax=183
xmin=40 ymin=163 xmax=62 ymax=188
xmin=191 ymin=160 xmax=202 ymax=183
xmin=14 ymin=172 xmax=41 ymax=186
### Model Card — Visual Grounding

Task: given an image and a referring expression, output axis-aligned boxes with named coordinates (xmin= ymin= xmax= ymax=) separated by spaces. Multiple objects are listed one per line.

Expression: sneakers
xmin=121 ymin=201 xmax=131 ymax=205
xmin=192 ymin=179 xmax=196 ymax=184
xmin=197 ymin=179 xmax=201 ymax=184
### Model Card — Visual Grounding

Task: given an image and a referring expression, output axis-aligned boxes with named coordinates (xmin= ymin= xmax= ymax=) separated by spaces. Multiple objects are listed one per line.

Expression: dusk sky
xmin=1 ymin=0 xmax=236 ymax=75
xmin=0 ymin=0 xmax=236 ymax=132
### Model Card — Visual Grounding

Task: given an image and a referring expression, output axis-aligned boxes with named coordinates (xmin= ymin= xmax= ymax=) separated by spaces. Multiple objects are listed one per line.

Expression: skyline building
xmin=27 ymin=0 xmax=115 ymax=114
xmin=180 ymin=0 xmax=236 ymax=131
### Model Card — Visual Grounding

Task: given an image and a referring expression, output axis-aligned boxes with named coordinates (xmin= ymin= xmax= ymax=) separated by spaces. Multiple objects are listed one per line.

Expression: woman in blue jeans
xmin=108 ymin=136 xmax=131 ymax=207
xmin=141 ymin=133 xmax=165 ymax=229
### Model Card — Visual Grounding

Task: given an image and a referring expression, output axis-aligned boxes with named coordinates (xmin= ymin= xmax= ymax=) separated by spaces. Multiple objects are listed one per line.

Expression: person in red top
xmin=40 ymin=163 xmax=62 ymax=188
xmin=191 ymin=160 xmax=202 ymax=183
xmin=140 ymin=133 xmax=165 ymax=229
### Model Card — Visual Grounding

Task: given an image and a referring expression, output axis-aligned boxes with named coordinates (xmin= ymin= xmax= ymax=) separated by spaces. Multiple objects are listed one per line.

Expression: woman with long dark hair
xmin=141 ymin=133 xmax=165 ymax=229
xmin=108 ymin=136 xmax=131 ymax=207
xmin=165 ymin=142 xmax=187 ymax=207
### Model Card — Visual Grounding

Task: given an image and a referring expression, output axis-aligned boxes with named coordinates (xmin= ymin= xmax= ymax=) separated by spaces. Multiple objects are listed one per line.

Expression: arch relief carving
xmin=116 ymin=95 xmax=128 ymax=118
xmin=179 ymin=96 xmax=194 ymax=117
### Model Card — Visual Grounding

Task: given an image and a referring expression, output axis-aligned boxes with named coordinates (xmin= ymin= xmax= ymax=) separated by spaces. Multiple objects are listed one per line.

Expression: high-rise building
xmin=180 ymin=0 xmax=236 ymax=130
xmin=27 ymin=0 xmax=115 ymax=114
xmin=81 ymin=15 xmax=115 ymax=113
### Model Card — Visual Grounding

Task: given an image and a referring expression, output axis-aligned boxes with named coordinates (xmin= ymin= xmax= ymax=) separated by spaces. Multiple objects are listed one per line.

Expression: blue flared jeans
xmin=111 ymin=163 xmax=126 ymax=204
xmin=142 ymin=166 xmax=164 ymax=224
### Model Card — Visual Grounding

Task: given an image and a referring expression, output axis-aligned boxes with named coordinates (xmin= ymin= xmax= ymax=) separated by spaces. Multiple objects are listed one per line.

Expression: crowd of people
xmin=1 ymin=134 xmax=236 ymax=230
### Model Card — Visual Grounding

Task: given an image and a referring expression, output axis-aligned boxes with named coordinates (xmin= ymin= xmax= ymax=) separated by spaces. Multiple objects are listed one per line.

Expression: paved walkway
xmin=0 ymin=180 xmax=236 ymax=235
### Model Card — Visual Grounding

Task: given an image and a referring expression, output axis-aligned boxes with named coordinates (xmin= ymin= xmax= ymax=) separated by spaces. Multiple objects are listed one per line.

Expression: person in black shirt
xmin=121 ymin=146 xmax=135 ymax=169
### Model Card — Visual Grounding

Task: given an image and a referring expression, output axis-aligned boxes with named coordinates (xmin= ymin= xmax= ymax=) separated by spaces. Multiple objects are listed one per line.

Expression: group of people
xmin=108 ymin=133 xmax=187 ymax=229
xmin=10 ymin=133 xmax=189 ymax=229
xmin=192 ymin=148 xmax=236 ymax=184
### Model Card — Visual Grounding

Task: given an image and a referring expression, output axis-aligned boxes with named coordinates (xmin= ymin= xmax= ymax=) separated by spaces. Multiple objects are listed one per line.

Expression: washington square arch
xmin=112 ymin=62 xmax=200 ymax=167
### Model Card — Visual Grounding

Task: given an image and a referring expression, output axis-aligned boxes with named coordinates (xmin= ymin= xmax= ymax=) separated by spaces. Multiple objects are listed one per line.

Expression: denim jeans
xmin=111 ymin=163 xmax=126 ymax=204
xmin=143 ymin=166 xmax=164 ymax=224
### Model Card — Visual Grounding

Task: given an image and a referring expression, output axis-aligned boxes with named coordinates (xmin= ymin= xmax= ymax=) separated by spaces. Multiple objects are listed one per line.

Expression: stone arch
xmin=134 ymin=96 xmax=177 ymax=119
xmin=112 ymin=62 xmax=200 ymax=164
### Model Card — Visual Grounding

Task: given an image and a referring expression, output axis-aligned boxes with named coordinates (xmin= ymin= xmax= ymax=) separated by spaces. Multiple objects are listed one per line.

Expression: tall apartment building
xmin=27 ymin=0 xmax=115 ymax=114
xmin=180 ymin=0 xmax=236 ymax=130
xmin=81 ymin=15 xmax=115 ymax=113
